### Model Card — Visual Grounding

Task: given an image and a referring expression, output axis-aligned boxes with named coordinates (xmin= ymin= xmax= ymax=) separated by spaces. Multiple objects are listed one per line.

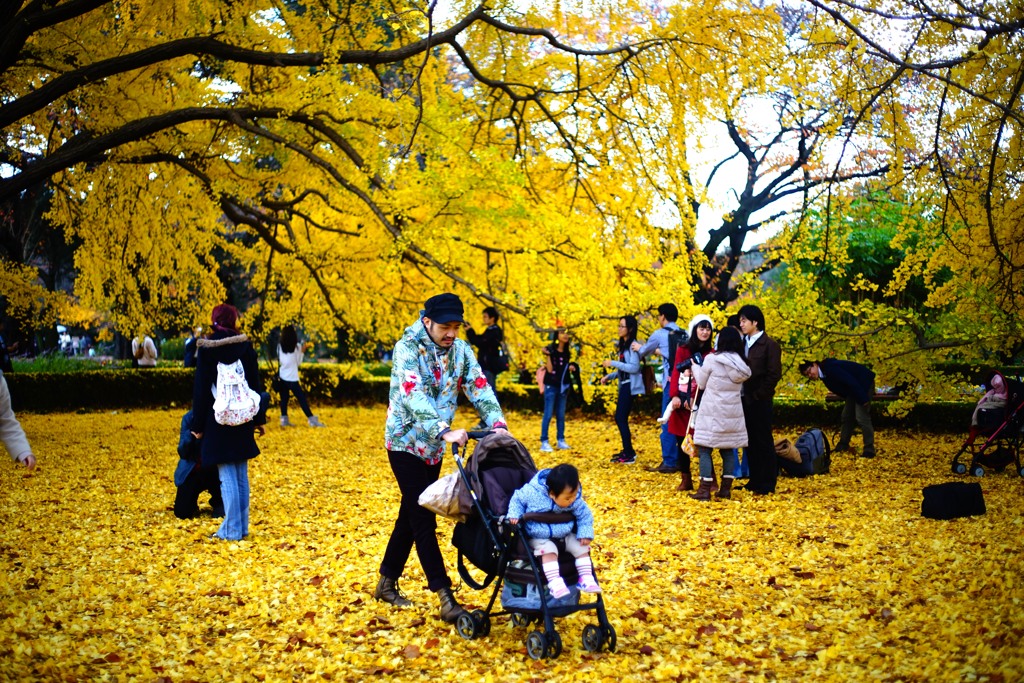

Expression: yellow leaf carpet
xmin=1 ymin=406 xmax=1022 ymax=682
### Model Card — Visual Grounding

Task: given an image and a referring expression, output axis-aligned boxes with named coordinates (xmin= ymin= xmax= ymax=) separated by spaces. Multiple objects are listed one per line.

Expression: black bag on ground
xmin=922 ymin=482 xmax=986 ymax=520
xmin=779 ymin=428 xmax=831 ymax=477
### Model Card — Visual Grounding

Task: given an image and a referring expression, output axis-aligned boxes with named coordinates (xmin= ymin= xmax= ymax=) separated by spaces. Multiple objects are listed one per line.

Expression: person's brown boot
xmin=676 ymin=455 xmax=693 ymax=491
xmin=715 ymin=476 xmax=735 ymax=500
xmin=373 ymin=574 xmax=413 ymax=607
xmin=435 ymin=587 xmax=468 ymax=623
xmin=688 ymin=477 xmax=714 ymax=501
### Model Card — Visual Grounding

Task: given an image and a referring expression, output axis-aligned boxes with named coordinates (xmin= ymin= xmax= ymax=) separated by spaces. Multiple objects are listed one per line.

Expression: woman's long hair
xmin=549 ymin=329 xmax=571 ymax=353
xmin=688 ymin=321 xmax=714 ymax=355
xmin=716 ymin=326 xmax=745 ymax=355
xmin=617 ymin=315 xmax=638 ymax=355
xmin=280 ymin=325 xmax=298 ymax=354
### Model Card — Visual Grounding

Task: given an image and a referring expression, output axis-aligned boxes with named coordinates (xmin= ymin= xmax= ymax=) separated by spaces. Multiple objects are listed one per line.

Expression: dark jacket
xmin=191 ymin=331 xmax=265 ymax=466
xmin=542 ymin=344 xmax=571 ymax=391
xmin=183 ymin=335 xmax=197 ymax=368
xmin=466 ymin=324 xmax=504 ymax=373
xmin=743 ymin=333 xmax=782 ymax=402
xmin=178 ymin=410 xmax=200 ymax=463
xmin=819 ymin=359 xmax=875 ymax=405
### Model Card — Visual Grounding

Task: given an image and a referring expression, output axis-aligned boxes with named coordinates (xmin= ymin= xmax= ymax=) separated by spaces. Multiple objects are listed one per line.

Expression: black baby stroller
xmin=448 ymin=431 xmax=616 ymax=659
xmin=951 ymin=371 xmax=1024 ymax=478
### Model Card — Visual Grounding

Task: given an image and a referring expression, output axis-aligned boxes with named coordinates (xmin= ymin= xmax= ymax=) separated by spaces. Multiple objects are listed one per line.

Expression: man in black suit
xmin=738 ymin=305 xmax=782 ymax=495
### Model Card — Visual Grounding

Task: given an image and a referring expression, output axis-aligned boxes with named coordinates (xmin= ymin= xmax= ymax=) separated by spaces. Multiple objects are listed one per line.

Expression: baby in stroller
xmin=952 ymin=370 xmax=1024 ymax=477
xmin=507 ymin=463 xmax=601 ymax=598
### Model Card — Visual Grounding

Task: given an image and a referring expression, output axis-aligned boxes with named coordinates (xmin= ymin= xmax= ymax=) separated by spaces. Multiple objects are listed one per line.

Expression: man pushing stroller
xmin=507 ymin=463 xmax=601 ymax=598
xmin=375 ymin=292 xmax=509 ymax=624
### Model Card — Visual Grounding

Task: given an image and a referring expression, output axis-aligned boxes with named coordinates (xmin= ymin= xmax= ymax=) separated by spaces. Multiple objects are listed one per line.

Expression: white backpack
xmin=211 ymin=359 xmax=261 ymax=426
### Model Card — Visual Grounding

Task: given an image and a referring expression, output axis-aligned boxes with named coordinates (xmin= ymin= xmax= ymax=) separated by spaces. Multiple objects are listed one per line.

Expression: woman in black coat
xmin=191 ymin=304 xmax=266 ymax=540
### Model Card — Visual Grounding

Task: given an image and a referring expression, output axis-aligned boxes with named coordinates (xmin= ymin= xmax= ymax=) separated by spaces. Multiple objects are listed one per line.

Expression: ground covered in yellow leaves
xmin=2 ymin=406 xmax=1022 ymax=682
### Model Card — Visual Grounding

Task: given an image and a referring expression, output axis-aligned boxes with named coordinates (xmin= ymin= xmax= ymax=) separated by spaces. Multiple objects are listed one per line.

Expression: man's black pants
xmin=380 ymin=450 xmax=451 ymax=592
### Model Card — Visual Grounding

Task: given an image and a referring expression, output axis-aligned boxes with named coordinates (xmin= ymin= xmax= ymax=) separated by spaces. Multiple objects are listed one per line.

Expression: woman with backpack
xmin=600 ymin=315 xmax=645 ymax=464
xmin=277 ymin=325 xmax=325 ymax=428
xmin=191 ymin=304 xmax=267 ymax=541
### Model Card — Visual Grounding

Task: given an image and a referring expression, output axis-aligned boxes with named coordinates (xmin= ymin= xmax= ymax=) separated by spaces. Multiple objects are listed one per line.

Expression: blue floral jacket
xmin=385 ymin=320 xmax=505 ymax=464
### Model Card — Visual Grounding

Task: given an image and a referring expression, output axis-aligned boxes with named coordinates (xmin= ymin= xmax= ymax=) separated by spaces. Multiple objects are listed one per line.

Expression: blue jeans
xmin=541 ymin=385 xmax=568 ymax=442
xmin=215 ymin=461 xmax=250 ymax=540
xmin=659 ymin=387 xmax=679 ymax=467
xmin=697 ymin=446 xmax=738 ymax=480
xmin=734 ymin=449 xmax=749 ymax=477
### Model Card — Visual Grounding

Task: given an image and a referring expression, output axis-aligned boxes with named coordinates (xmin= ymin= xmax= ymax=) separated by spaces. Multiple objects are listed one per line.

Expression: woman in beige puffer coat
xmin=689 ymin=326 xmax=751 ymax=500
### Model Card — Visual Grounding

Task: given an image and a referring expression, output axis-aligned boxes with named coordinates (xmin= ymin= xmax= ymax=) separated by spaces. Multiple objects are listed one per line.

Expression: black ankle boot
xmin=373 ymin=574 xmax=412 ymax=607
xmin=435 ymin=586 xmax=468 ymax=623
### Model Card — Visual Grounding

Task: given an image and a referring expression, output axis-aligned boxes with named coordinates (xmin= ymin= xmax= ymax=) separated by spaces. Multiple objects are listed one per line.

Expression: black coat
xmin=819 ymin=359 xmax=875 ymax=405
xmin=466 ymin=324 xmax=504 ymax=373
xmin=191 ymin=331 xmax=264 ymax=466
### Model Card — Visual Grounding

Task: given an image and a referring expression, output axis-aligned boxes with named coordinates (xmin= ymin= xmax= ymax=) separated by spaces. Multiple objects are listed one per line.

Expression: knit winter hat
xmin=687 ymin=314 xmax=714 ymax=338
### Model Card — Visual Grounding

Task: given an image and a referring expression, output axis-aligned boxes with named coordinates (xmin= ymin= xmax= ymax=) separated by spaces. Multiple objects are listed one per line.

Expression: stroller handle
xmin=452 ymin=430 xmax=494 ymax=457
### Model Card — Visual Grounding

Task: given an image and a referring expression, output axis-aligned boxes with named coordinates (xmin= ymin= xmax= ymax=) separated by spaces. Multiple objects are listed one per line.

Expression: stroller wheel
xmin=970 ymin=464 xmax=985 ymax=478
xmin=952 ymin=461 xmax=967 ymax=475
xmin=603 ymin=624 xmax=617 ymax=652
xmin=545 ymin=631 xmax=563 ymax=659
xmin=455 ymin=612 xmax=477 ymax=640
xmin=526 ymin=630 xmax=546 ymax=660
xmin=582 ymin=624 xmax=604 ymax=652
xmin=471 ymin=609 xmax=491 ymax=637
xmin=511 ymin=612 xmax=529 ymax=628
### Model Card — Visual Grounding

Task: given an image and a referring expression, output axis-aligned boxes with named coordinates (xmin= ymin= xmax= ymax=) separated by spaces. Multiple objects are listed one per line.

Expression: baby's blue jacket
xmin=507 ymin=468 xmax=595 ymax=541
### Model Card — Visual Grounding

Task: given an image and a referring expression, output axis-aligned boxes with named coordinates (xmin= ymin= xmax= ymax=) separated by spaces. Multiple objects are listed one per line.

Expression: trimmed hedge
xmin=5 ymin=365 xmax=974 ymax=432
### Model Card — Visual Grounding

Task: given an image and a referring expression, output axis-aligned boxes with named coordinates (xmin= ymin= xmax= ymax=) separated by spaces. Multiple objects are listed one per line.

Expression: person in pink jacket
xmin=689 ymin=327 xmax=750 ymax=500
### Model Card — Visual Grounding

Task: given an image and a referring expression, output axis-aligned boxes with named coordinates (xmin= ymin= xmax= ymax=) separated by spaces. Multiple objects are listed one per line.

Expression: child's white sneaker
xmin=557 ymin=439 xmax=571 ymax=450
xmin=540 ymin=440 xmax=553 ymax=453
xmin=577 ymin=576 xmax=602 ymax=593
xmin=547 ymin=577 xmax=570 ymax=599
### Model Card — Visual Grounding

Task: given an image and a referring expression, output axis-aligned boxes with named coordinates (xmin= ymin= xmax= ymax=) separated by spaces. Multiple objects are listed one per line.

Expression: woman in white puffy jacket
xmin=689 ymin=326 xmax=750 ymax=500
xmin=277 ymin=325 xmax=325 ymax=428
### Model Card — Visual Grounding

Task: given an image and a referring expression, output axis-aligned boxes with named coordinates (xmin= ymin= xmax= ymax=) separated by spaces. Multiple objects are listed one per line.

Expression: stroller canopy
xmin=456 ymin=433 xmax=538 ymax=519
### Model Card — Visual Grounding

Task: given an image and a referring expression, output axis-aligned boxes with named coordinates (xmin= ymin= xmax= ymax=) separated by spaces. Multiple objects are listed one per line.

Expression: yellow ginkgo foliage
xmin=1 ymin=406 xmax=1022 ymax=681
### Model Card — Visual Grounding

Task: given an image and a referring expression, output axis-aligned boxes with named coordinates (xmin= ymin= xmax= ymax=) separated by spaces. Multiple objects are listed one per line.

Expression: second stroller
xmin=951 ymin=370 xmax=1024 ymax=477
